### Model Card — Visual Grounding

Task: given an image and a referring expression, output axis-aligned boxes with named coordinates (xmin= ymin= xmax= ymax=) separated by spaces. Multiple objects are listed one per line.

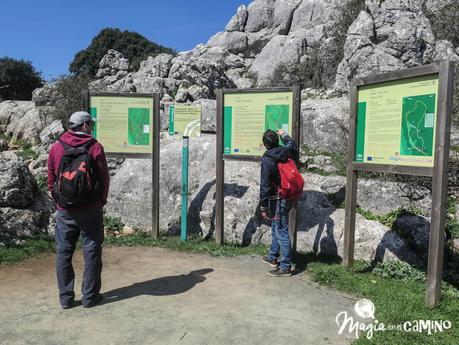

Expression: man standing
xmin=259 ymin=129 xmax=300 ymax=277
xmin=48 ymin=111 xmax=109 ymax=309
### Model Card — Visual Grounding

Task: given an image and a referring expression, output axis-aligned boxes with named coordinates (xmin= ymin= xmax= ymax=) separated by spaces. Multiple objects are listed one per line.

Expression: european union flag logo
xmin=367 ymin=156 xmax=373 ymax=161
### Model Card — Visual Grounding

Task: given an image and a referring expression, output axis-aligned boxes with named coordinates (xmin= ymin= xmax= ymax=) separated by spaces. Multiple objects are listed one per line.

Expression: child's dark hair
xmin=262 ymin=130 xmax=279 ymax=150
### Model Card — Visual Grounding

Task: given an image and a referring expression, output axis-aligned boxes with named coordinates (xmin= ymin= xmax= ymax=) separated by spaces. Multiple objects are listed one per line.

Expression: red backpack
xmin=275 ymin=158 xmax=304 ymax=200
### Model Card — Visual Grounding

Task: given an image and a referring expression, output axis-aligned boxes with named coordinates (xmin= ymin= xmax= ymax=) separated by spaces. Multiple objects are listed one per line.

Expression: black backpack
xmin=53 ymin=139 xmax=101 ymax=207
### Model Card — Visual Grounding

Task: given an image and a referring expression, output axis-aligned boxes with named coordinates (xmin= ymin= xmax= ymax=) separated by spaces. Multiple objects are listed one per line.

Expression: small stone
xmin=122 ymin=226 xmax=135 ymax=236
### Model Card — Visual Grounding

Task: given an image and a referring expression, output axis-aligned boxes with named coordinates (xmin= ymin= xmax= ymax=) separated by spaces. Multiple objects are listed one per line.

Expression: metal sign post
xmin=181 ymin=136 xmax=189 ymax=242
xmin=343 ymin=61 xmax=455 ymax=308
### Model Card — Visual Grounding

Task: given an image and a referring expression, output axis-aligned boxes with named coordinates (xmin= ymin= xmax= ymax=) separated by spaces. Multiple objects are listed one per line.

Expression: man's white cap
xmin=69 ymin=111 xmax=97 ymax=128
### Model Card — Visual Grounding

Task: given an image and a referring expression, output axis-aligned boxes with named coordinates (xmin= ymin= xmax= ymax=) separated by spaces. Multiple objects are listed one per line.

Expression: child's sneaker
xmin=261 ymin=256 xmax=279 ymax=268
xmin=267 ymin=268 xmax=292 ymax=277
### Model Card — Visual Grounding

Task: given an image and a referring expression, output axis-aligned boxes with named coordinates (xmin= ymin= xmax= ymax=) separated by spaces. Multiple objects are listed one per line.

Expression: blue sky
xmin=0 ymin=0 xmax=252 ymax=80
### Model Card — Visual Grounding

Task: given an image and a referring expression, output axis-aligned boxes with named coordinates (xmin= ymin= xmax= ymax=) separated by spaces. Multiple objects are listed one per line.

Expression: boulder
xmin=307 ymin=155 xmax=338 ymax=174
xmin=192 ymin=99 xmax=217 ymax=132
xmin=296 ymin=194 xmax=419 ymax=264
xmin=334 ymin=1 xmax=459 ymax=92
xmin=248 ymin=33 xmax=308 ymax=86
xmin=39 ymin=120 xmax=64 ymax=147
xmin=32 ymin=84 xmax=63 ymax=107
xmin=105 ymin=134 xmax=216 ymax=232
xmin=301 ymin=96 xmax=349 ymax=152
xmin=0 ymin=152 xmax=38 ymax=208
xmin=0 ymin=101 xmax=35 ymax=133
xmin=95 ymin=49 xmax=130 ymax=78
xmin=289 ymin=0 xmax=334 ymax=33
xmin=303 ymin=173 xmax=432 ymax=216
xmin=207 ymin=32 xmax=249 ymax=55
xmin=7 ymin=107 xmax=41 ymax=145
xmin=225 ymin=5 xmax=248 ymax=31
xmin=0 ymin=192 xmax=54 ymax=242
xmin=0 ymin=140 xmax=7 ymax=152
xmin=244 ymin=0 xmax=302 ymax=34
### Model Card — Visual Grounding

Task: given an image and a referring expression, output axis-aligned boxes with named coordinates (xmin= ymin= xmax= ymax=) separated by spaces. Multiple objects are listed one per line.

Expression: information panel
xmin=355 ymin=74 xmax=439 ymax=167
xmin=223 ymin=91 xmax=293 ymax=157
xmin=89 ymin=95 xmax=154 ymax=154
xmin=169 ymin=104 xmax=201 ymax=137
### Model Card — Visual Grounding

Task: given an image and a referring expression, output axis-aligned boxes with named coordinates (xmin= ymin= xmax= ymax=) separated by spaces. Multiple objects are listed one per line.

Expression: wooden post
xmin=426 ymin=61 xmax=454 ymax=307
xmin=289 ymin=85 xmax=301 ymax=260
xmin=343 ymin=80 xmax=359 ymax=268
xmin=215 ymin=89 xmax=225 ymax=245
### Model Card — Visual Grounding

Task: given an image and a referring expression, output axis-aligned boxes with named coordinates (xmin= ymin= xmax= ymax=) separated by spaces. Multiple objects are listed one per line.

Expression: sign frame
xmin=83 ymin=91 xmax=161 ymax=239
xmin=343 ymin=61 xmax=455 ymax=308
xmin=168 ymin=103 xmax=202 ymax=137
xmin=215 ymin=86 xmax=301 ymax=251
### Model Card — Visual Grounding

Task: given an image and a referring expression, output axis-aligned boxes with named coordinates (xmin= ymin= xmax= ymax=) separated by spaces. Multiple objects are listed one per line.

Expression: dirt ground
xmin=0 ymin=247 xmax=356 ymax=345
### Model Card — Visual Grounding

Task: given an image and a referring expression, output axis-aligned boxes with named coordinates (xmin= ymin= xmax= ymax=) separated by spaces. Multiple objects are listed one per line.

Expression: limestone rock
xmin=226 ymin=5 xmax=248 ymax=32
xmin=334 ymin=0 xmax=459 ymax=92
xmin=208 ymin=32 xmax=249 ymax=54
xmin=39 ymin=120 xmax=64 ymax=147
xmin=0 ymin=192 xmax=54 ymax=242
xmin=32 ymin=84 xmax=63 ymax=107
xmin=307 ymin=155 xmax=337 ymax=174
xmin=0 ymin=152 xmax=38 ymax=208
xmin=301 ymin=96 xmax=349 ymax=152
xmin=0 ymin=140 xmax=8 ymax=152
xmin=0 ymin=101 xmax=35 ymax=134
xmin=248 ymin=33 xmax=308 ymax=86
xmin=95 ymin=49 xmax=130 ymax=78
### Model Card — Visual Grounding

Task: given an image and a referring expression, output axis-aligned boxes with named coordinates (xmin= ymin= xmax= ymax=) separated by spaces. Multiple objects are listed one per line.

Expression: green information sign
xmin=169 ymin=104 xmax=201 ymax=137
xmin=223 ymin=91 xmax=294 ymax=157
xmin=355 ymin=75 xmax=439 ymax=167
xmin=89 ymin=95 xmax=154 ymax=154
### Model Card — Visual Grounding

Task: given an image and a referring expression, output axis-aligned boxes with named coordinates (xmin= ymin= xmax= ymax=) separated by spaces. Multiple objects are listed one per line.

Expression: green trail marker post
xmin=181 ymin=136 xmax=189 ymax=241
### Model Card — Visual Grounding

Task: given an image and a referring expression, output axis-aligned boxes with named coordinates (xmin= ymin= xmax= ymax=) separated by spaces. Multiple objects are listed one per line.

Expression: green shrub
xmin=15 ymin=140 xmax=39 ymax=160
xmin=44 ymin=73 xmax=92 ymax=128
xmin=69 ymin=28 xmax=176 ymax=77
xmin=0 ymin=57 xmax=44 ymax=101
xmin=446 ymin=197 xmax=459 ymax=239
xmin=35 ymin=175 xmax=48 ymax=193
xmin=103 ymin=215 xmax=125 ymax=231
xmin=372 ymin=260 xmax=426 ymax=283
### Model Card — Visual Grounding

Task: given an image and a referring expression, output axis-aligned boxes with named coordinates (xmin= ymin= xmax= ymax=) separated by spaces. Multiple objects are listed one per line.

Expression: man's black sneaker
xmin=261 ymin=256 xmax=279 ymax=268
xmin=267 ymin=268 xmax=292 ymax=277
xmin=83 ymin=293 xmax=103 ymax=308
xmin=61 ymin=299 xmax=75 ymax=310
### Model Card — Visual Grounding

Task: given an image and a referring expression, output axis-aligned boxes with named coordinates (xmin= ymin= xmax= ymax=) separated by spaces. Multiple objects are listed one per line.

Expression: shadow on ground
xmin=101 ymin=268 xmax=213 ymax=305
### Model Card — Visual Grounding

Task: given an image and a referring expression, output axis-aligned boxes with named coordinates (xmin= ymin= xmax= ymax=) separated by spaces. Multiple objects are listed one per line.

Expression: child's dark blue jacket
xmin=259 ymin=133 xmax=299 ymax=211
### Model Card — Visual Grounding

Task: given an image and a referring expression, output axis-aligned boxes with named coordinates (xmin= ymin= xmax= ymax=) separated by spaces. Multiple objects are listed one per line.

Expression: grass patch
xmin=446 ymin=197 xmax=459 ymax=239
xmin=104 ymin=233 xmax=267 ymax=257
xmin=356 ymin=207 xmax=423 ymax=228
xmin=0 ymin=236 xmax=55 ymax=265
xmin=0 ymin=233 xmax=268 ymax=265
xmin=14 ymin=139 xmax=39 ymax=160
xmin=103 ymin=214 xmax=125 ymax=232
xmin=302 ymin=254 xmax=459 ymax=344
